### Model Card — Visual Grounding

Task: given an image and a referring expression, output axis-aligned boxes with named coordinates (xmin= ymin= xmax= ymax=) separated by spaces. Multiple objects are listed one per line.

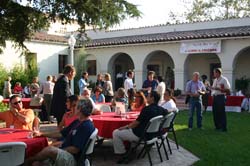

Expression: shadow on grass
xmin=168 ymin=111 xmax=250 ymax=166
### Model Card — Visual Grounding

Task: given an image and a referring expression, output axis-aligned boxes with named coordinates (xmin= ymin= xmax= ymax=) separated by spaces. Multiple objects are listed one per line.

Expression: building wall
xmin=0 ymin=40 xmax=68 ymax=83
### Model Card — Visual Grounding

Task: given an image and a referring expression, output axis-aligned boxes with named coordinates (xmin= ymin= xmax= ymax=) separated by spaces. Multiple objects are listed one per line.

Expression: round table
xmin=91 ymin=112 xmax=139 ymax=138
xmin=0 ymin=128 xmax=48 ymax=158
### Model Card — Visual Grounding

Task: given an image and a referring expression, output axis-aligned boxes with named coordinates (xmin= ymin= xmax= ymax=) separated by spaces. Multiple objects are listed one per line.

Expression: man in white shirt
xmin=38 ymin=75 xmax=55 ymax=121
xmin=124 ymin=70 xmax=134 ymax=96
xmin=211 ymin=68 xmax=231 ymax=132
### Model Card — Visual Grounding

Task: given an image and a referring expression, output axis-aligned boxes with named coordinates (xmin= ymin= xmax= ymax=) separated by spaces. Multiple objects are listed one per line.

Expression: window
xmin=59 ymin=54 xmax=68 ymax=73
xmin=87 ymin=60 xmax=96 ymax=75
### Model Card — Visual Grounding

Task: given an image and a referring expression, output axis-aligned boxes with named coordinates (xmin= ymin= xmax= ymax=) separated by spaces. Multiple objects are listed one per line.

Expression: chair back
xmin=98 ymin=104 xmax=111 ymax=112
xmin=146 ymin=115 xmax=163 ymax=133
xmin=85 ymin=128 xmax=98 ymax=155
xmin=0 ymin=142 xmax=27 ymax=166
xmin=169 ymin=111 xmax=178 ymax=130
xmin=161 ymin=112 xmax=175 ymax=129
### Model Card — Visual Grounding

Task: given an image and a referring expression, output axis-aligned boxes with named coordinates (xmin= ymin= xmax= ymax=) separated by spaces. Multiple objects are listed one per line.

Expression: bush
xmin=0 ymin=64 xmax=9 ymax=95
xmin=173 ymin=88 xmax=182 ymax=96
xmin=235 ymin=76 xmax=250 ymax=91
xmin=0 ymin=102 xmax=8 ymax=112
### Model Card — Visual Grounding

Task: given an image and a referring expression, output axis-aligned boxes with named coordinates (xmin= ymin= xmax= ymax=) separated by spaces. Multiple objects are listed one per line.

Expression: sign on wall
xmin=180 ymin=40 xmax=221 ymax=54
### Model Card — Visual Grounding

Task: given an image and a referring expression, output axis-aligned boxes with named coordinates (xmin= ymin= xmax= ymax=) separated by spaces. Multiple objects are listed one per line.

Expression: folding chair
xmin=77 ymin=128 xmax=98 ymax=166
xmin=165 ymin=110 xmax=179 ymax=150
xmin=158 ymin=112 xmax=175 ymax=160
xmin=0 ymin=142 xmax=27 ymax=166
xmin=98 ymin=104 xmax=111 ymax=112
xmin=122 ymin=115 xmax=164 ymax=166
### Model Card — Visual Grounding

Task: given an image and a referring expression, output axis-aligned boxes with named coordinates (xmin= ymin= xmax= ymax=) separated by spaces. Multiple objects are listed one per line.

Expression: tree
xmin=169 ymin=0 xmax=250 ymax=22
xmin=0 ymin=0 xmax=141 ymax=53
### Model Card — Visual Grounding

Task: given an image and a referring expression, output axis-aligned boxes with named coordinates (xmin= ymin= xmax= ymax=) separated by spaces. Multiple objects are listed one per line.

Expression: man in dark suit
xmin=51 ymin=64 xmax=76 ymax=124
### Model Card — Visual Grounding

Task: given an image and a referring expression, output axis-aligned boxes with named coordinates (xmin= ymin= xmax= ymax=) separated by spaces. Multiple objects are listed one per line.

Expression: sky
xmin=114 ymin=0 xmax=192 ymax=29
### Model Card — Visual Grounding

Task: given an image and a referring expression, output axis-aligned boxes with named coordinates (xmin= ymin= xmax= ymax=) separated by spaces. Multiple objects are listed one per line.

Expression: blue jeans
xmin=188 ymin=97 xmax=202 ymax=128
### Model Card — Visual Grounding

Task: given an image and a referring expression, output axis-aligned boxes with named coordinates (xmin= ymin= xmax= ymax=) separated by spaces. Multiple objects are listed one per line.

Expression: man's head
xmin=63 ymin=64 xmax=76 ymax=80
xmin=82 ymin=72 xmax=88 ymax=79
xmin=192 ymin=72 xmax=200 ymax=82
xmin=147 ymin=91 xmax=161 ymax=105
xmin=10 ymin=95 xmax=22 ymax=111
xmin=77 ymin=99 xmax=93 ymax=117
xmin=213 ymin=68 xmax=222 ymax=78
xmin=147 ymin=71 xmax=155 ymax=81
xmin=47 ymin=75 xmax=52 ymax=81
xmin=81 ymin=88 xmax=91 ymax=98
xmin=127 ymin=70 xmax=134 ymax=78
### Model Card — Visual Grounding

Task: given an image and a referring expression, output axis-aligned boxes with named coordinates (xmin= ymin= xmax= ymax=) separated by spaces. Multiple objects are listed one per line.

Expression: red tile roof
xmin=30 ymin=32 xmax=68 ymax=43
xmin=85 ymin=26 xmax=250 ymax=48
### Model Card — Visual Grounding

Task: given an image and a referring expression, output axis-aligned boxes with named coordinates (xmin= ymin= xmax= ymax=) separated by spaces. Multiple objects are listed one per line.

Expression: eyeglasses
xmin=12 ymin=100 xmax=22 ymax=105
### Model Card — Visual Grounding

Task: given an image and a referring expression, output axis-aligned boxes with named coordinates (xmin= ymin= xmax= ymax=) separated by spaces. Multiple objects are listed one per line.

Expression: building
xmin=84 ymin=17 xmax=250 ymax=92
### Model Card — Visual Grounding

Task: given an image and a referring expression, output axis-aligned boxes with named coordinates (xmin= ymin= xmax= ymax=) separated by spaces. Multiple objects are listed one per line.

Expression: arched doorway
xmin=233 ymin=46 xmax=250 ymax=91
xmin=108 ymin=53 xmax=134 ymax=90
xmin=184 ymin=53 xmax=221 ymax=85
xmin=143 ymin=50 xmax=175 ymax=89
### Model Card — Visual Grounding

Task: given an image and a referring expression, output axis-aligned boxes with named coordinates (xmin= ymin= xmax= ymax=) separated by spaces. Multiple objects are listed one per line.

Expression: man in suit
xmin=51 ymin=64 xmax=76 ymax=124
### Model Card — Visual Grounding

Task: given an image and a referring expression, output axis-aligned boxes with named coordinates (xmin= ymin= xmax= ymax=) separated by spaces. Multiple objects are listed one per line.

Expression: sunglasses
xmin=12 ymin=100 xmax=22 ymax=105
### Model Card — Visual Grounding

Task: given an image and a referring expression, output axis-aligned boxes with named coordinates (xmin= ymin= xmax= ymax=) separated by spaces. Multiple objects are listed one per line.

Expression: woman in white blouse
xmin=159 ymin=88 xmax=177 ymax=113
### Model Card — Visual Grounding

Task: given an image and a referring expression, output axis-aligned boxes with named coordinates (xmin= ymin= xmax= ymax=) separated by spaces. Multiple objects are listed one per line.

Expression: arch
xmin=184 ymin=53 xmax=221 ymax=85
xmin=233 ymin=46 xmax=250 ymax=90
xmin=107 ymin=52 xmax=135 ymax=90
xmin=143 ymin=50 xmax=175 ymax=89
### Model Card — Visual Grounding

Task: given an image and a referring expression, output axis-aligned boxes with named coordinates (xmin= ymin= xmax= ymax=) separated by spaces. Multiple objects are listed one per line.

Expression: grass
xmin=169 ymin=110 xmax=250 ymax=166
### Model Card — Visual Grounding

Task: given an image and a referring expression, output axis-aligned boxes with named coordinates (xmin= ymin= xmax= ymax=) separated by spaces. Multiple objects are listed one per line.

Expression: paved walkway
xmin=40 ymin=124 xmax=199 ymax=166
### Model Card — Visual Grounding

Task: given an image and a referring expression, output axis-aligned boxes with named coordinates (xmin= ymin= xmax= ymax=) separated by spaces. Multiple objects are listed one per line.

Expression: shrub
xmin=235 ymin=76 xmax=250 ymax=91
xmin=173 ymin=88 xmax=182 ymax=97
xmin=0 ymin=102 xmax=8 ymax=112
xmin=0 ymin=64 xmax=9 ymax=95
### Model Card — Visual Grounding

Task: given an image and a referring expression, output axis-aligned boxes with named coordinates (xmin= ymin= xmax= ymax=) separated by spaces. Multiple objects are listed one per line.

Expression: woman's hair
xmin=68 ymin=95 xmax=79 ymax=107
xmin=157 ymin=76 xmax=163 ymax=82
xmin=94 ymin=86 xmax=103 ymax=93
xmin=165 ymin=88 xmax=176 ymax=103
xmin=104 ymin=73 xmax=111 ymax=81
xmin=135 ymin=91 xmax=147 ymax=106
xmin=117 ymin=88 xmax=126 ymax=98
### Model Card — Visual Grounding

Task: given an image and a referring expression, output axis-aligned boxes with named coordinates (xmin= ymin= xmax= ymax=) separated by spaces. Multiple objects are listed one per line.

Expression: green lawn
xmin=170 ymin=111 xmax=250 ymax=166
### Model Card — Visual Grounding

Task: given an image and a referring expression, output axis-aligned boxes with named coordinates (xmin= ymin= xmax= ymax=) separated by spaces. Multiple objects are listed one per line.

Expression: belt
xmin=213 ymin=94 xmax=225 ymax=97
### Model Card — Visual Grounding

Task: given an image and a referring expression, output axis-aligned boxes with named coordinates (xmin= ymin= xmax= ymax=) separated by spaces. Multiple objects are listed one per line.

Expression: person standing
xmin=156 ymin=76 xmax=166 ymax=102
xmin=142 ymin=71 xmax=158 ymax=96
xmin=30 ymin=77 xmax=40 ymax=97
xmin=95 ymin=73 xmax=105 ymax=89
xmin=103 ymin=73 xmax=114 ymax=102
xmin=78 ymin=71 xmax=89 ymax=95
xmin=3 ymin=76 xmax=12 ymax=99
xmin=186 ymin=72 xmax=206 ymax=130
xmin=38 ymin=75 xmax=55 ymax=121
xmin=211 ymin=68 xmax=230 ymax=132
xmin=51 ymin=64 xmax=76 ymax=124
xmin=201 ymin=75 xmax=210 ymax=113
xmin=124 ymin=70 xmax=134 ymax=96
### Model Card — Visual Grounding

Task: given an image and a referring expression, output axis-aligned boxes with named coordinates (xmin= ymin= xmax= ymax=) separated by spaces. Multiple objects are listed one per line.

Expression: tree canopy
xmin=170 ymin=0 xmax=250 ymax=23
xmin=0 ymin=0 xmax=141 ymax=53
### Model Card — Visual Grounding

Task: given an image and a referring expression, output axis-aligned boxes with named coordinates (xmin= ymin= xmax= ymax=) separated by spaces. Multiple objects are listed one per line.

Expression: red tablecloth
xmin=2 ymin=98 xmax=31 ymax=109
xmin=0 ymin=128 xmax=48 ymax=158
xmin=91 ymin=112 xmax=139 ymax=138
xmin=208 ymin=96 xmax=245 ymax=106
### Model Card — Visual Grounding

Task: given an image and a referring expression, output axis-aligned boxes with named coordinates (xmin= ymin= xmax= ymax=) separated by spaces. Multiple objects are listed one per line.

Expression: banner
xmin=180 ymin=40 xmax=221 ymax=54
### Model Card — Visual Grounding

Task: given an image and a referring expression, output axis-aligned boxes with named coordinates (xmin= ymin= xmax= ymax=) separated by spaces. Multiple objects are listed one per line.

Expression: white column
xmin=69 ymin=47 xmax=74 ymax=94
xmin=222 ymin=68 xmax=234 ymax=92
xmin=174 ymin=68 xmax=185 ymax=91
xmin=134 ymin=70 xmax=143 ymax=90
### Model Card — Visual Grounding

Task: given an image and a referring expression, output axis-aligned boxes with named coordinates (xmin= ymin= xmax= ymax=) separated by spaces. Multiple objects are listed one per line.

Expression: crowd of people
xmin=0 ymin=63 xmax=241 ymax=165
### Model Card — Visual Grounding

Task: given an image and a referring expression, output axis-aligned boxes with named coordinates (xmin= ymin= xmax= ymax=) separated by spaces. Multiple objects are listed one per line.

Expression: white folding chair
xmin=0 ymin=142 xmax=27 ymax=166
xmin=77 ymin=128 xmax=98 ymax=166
xmin=98 ymin=104 xmax=111 ymax=112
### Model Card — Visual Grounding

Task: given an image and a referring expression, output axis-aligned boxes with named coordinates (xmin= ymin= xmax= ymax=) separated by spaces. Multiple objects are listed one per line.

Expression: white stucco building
xmin=84 ymin=17 xmax=250 ymax=92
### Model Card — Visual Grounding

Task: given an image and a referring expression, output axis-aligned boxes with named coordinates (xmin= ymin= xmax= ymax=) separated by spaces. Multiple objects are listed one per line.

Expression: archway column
xmin=174 ymin=68 xmax=184 ymax=91
xmin=221 ymin=68 xmax=234 ymax=93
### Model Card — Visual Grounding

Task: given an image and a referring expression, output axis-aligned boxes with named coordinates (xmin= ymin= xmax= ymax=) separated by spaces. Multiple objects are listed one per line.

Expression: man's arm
xmin=119 ymin=120 xmax=140 ymax=130
xmin=10 ymin=109 xmax=34 ymax=125
xmin=63 ymin=146 xmax=80 ymax=155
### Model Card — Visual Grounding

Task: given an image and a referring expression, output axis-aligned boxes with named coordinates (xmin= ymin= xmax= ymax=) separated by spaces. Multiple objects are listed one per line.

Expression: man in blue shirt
xmin=185 ymin=72 xmax=206 ymax=130
xmin=26 ymin=99 xmax=95 ymax=166
xmin=142 ymin=71 xmax=158 ymax=96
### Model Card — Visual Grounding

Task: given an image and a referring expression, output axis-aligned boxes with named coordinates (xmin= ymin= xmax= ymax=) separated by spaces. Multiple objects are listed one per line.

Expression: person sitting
xmin=13 ymin=82 xmax=23 ymax=94
xmin=23 ymin=83 xmax=31 ymax=98
xmin=159 ymin=88 xmax=177 ymax=113
xmin=0 ymin=94 xmax=34 ymax=130
xmin=112 ymin=91 xmax=166 ymax=159
xmin=127 ymin=88 xmax=136 ymax=109
xmin=114 ymin=88 xmax=128 ymax=104
xmin=58 ymin=95 xmax=79 ymax=131
xmin=81 ymin=88 xmax=102 ymax=115
xmin=130 ymin=91 xmax=147 ymax=112
xmin=25 ymin=99 xmax=95 ymax=166
xmin=241 ymin=93 xmax=250 ymax=112
xmin=91 ymin=86 xmax=105 ymax=103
